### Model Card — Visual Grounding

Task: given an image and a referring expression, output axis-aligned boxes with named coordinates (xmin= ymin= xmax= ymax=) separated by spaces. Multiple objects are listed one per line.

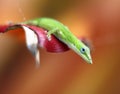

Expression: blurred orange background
xmin=0 ymin=0 xmax=120 ymax=94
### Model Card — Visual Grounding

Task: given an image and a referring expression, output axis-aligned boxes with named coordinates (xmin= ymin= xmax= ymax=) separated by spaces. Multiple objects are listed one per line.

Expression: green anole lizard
xmin=23 ymin=18 xmax=92 ymax=64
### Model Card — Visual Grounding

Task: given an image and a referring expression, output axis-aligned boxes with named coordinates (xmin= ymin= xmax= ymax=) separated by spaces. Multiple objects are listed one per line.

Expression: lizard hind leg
xmin=47 ymin=28 xmax=58 ymax=41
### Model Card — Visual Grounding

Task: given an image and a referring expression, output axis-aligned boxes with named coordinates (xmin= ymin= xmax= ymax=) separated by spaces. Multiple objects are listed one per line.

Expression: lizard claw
xmin=47 ymin=34 xmax=51 ymax=41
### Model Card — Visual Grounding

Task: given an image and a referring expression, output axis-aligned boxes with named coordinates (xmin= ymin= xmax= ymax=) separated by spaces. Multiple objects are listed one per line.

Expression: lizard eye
xmin=80 ymin=48 xmax=85 ymax=54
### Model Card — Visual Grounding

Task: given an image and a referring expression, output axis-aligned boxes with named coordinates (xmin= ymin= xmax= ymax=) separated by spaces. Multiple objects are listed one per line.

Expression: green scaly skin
xmin=22 ymin=18 xmax=92 ymax=64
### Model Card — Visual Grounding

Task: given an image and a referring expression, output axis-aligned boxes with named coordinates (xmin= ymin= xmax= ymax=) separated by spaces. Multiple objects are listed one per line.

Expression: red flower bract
xmin=0 ymin=24 xmax=69 ymax=53
xmin=24 ymin=25 xmax=69 ymax=53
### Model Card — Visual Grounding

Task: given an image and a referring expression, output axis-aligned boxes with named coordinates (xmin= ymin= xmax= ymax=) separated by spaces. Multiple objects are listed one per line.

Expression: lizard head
xmin=79 ymin=45 xmax=92 ymax=64
xmin=69 ymin=39 xmax=92 ymax=64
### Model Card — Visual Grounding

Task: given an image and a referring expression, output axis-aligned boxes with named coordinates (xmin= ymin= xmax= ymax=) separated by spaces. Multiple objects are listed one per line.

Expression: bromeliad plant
xmin=0 ymin=18 xmax=92 ymax=66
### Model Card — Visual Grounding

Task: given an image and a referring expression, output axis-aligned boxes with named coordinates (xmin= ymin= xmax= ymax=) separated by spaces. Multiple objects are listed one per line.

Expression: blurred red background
xmin=0 ymin=0 xmax=120 ymax=94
